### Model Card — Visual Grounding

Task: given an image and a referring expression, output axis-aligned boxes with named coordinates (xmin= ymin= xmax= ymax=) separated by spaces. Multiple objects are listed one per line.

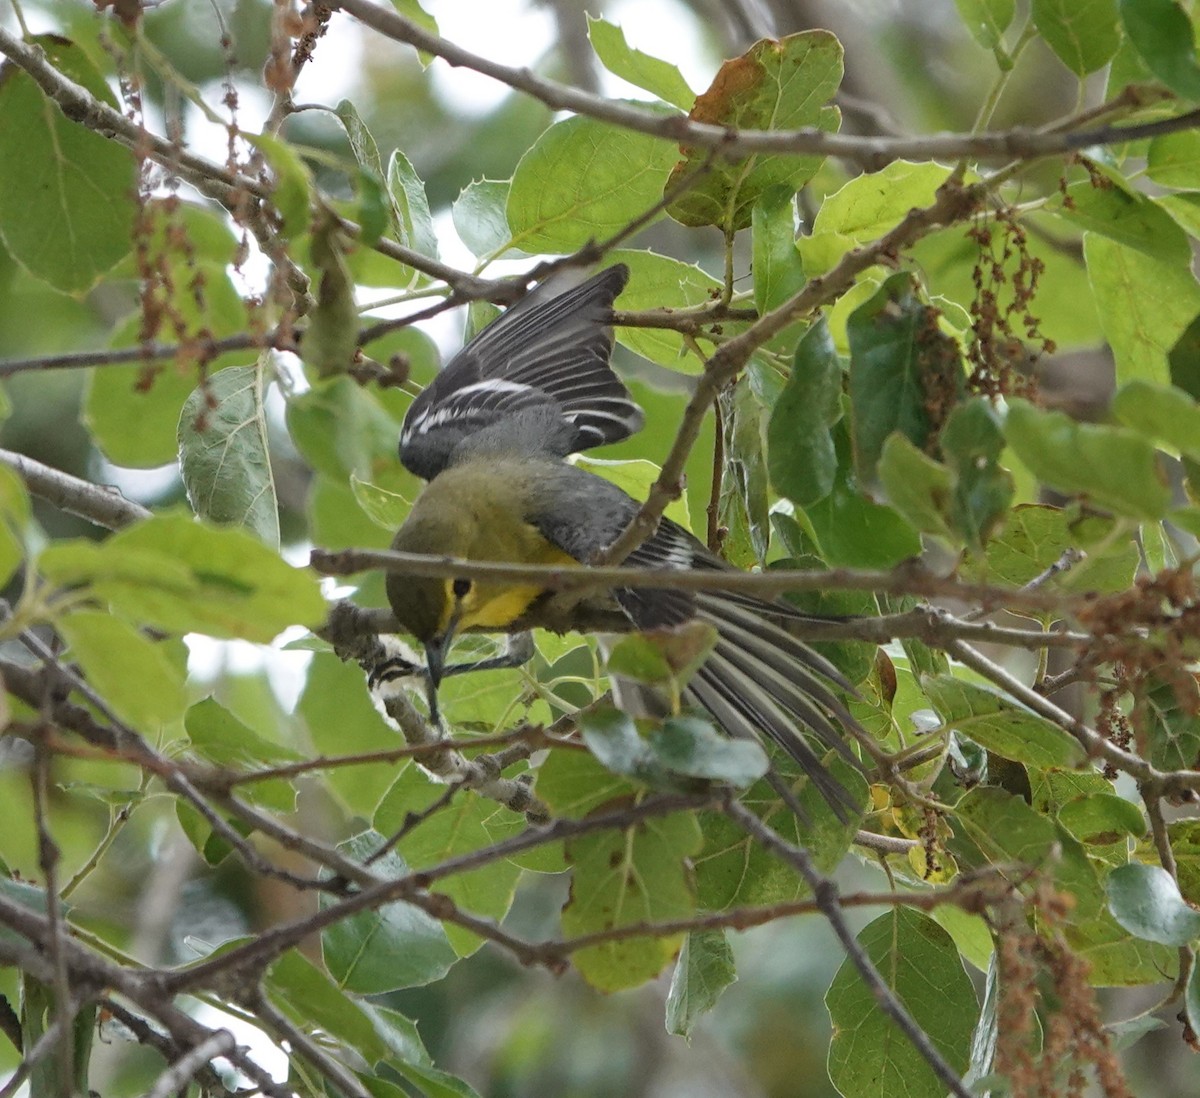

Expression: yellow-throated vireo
xmin=384 ymin=264 xmax=863 ymax=813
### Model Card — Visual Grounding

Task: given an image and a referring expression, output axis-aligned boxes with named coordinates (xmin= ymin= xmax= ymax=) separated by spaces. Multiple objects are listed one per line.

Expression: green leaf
xmin=1033 ymin=0 xmax=1120 ymax=75
xmin=954 ymin=0 xmax=1016 ymax=49
xmin=952 ymin=787 xmax=1103 ymax=915
xmin=58 ymin=610 xmax=187 ymax=733
xmin=1004 ymin=399 xmax=1170 ymax=519
xmin=768 ymin=316 xmax=841 ymax=506
xmin=1058 ymin=793 xmax=1146 ymax=846
xmin=574 ymin=456 xmax=692 ymax=530
xmin=349 ymin=473 xmax=411 ymax=529
xmin=1120 ymin=0 xmax=1200 ymax=100
xmin=848 ymin=271 xmax=963 ymax=484
xmin=803 ymin=421 xmax=922 ymax=568
xmin=179 ymin=360 xmax=280 ymax=546
xmin=803 ymin=161 xmax=952 ymax=276
xmin=1108 ymin=862 xmax=1200 ymax=945
xmin=1063 ymin=907 xmax=1179 ymax=985
xmin=719 ymin=374 xmax=772 ymax=566
xmin=536 ymin=743 xmax=640 ymax=819
xmin=85 ymin=274 xmax=252 ymax=468
xmin=304 ymin=213 xmax=360 ymax=378
xmin=665 ymin=929 xmax=736 ymax=1039
xmin=0 ymin=465 xmax=30 ymax=591
xmin=245 ymin=133 xmax=311 ymax=241
xmin=1056 ymin=177 xmax=1191 ymax=266
xmin=322 ymin=832 xmax=458 ymax=991
xmin=387 ymin=148 xmax=439 ymax=262
xmin=826 ymin=909 xmax=977 ymax=1098
xmin=752 ymin=187 xmax=805 ymax=314
xmin=374 ymin=764 xmax=523 ymax=956
xmin=298 ymin=653 xmax=399 ymax=815
xmin=1111 ymin=379 xmax=1200 ymax=464
xmin=921 ymin=674 xmax=1086 ymax=768
xmin=451 ymin=178 xmax=517 ymax=259
xmin=562 ymin=810 xmax=702 ymax=991
xmin=0 ymin=37 xmax=136 ymax=293
xmin=39 ymin=512 xmax=327 ymax=641
xmin=650 ymin=716 xmax=769 ymax=787
xmin=586 ymin=16 xmax=695 ymax=109
xmin=508 ymin=117 xmax=677 ymax=254
xmin=694 ymin=754 xmax=865 ymax=910
xmin=968 ymin=503 xmax=1138 ymax=593
xmin=185 ymin=696 xmax=300 ymax=811
xmin=666 ymin=32 xmax=842 ymax=231
xmin=1085 ymin=234 xmax=1200 ymax=385
xmin=1147 ymin=131 xmax=1200 ymax=189
xmin=878 ymin=434 xmax=955 ymax=540
xmin=331 ymin=99 xmax=392 ymax=245
xmin=606 ymin=249 xmax=723 ymax=369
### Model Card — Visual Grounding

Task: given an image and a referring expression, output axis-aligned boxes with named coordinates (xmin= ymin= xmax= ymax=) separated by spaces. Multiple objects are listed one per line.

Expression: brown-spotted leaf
xmin=666 ymin=31 xmax=843 ymax=231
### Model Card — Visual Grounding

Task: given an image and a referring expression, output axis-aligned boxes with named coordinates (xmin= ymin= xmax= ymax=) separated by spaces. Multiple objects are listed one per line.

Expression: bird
xmin=381 ymin=263 xmax=865 ymax=815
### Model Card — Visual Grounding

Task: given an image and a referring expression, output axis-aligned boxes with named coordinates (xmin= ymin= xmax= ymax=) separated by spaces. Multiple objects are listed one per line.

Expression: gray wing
xmin=525 ymin=465 xmax=864 ymax=817
xmin=399 ymin=265 xmax=644 ymax=480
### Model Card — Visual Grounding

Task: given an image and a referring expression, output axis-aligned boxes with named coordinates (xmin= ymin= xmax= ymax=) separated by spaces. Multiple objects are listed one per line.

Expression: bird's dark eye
xmin=452 ymin=578 xmax=472 ymax=600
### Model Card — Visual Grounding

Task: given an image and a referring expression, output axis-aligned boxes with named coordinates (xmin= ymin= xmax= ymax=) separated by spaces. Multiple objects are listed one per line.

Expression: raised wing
xmin=399 ymin=264 xmax=644 ymax=480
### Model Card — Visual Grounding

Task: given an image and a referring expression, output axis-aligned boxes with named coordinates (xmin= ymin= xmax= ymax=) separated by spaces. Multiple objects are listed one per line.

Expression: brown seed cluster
xmin=1077 ymin=567 xmax=1200 ymax=771
xmin=993 ymin=889 xmax=1131 ymax=1098
xmin=965 ymin=206 xmax=1052 ymax=400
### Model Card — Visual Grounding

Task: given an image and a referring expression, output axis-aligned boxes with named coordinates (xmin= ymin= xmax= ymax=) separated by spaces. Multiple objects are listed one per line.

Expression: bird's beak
xmin=424 ymin=610 xmax=460 ymax=725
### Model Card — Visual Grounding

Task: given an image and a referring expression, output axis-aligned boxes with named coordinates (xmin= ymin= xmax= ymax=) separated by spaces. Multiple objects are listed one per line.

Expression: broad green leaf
xmin=1058 ymin=793 xmax=1145 ymax=846
xmin=606 ymin=248 xmax=723 ymax=369
xmin=387 ymin=148 xmax=439 ymax=262
xmin=1004 ymin=399 xmax=1170 ymax=519
xmin=58 ymin=610 xmax=187 ymax=733
xmin=1063 ymin=907 xmax=1179 ymax=985
xmin=768 ymin=316 xmax=842 ymax=507
xmin=562 ymin=810 xmax=702 ymax=991
xmin=848 ymin=272 xmax=964 ymax=485
xmin=921 ymin=674 xmax=1085 ymax=768
xmin=331 ymin=99 xmax=392 ymax=245
xmin=0 ymin=37 xmax=136 ymax=293
xmin=802 ymin=422 xmax=922 ymax=569
xmin=39 ymin=512 xmax=326 ymax=641
xmin=586 ymin=16 xmax=695 ymax=109
xmin=179 ymin=360 xmax=280 ymax=546
xmin=666 ymin=32 xmax=843 ymax=231
xmin=1112 ymin=379 xmax=1200 ymax=464
xmin=878 ymin=435 xmax=955 ymax=540
xmin=508 ymin=117 xmax=677 ymax=254
xmin=349 ymin=473 xmax=410 ymax=529
xmin=666 ymin=929 xmax=736 ymax=1039
xmin=1120 ymin=0 xmax=1200 ymax=100
xmin=1108 ymin=862 xmax=1200 ymax=945
xmin=298 ymin=652 xmax=399 ymax=815
xmin=826 ymin=909 xmax=977 ymax=1098
xmin=304 ymin=213 xmax=360 ymax=378
xmin=1085 ymin=234 xmax=1200 ymax=385
xmin=752 ymin=186 xmax=805 ymax=314
xmin=1055 ymin=178 xmax=1191 ymax=267
xmin=969 ymin=503 xmax=1138 ymax=593
xmin=285 ymin=376 xmax=405 ymax=481
xmin=803 ymin=161 xmax=952 ymax=276
xmin=1033 ymin=0 xmax=1120 ymax=75
xmin=85 ymin=271 xmax=252 ymax=467
xmin=536 ymin=743 xmax=640 ymax=819
xmin=952 ymin=787 xmax=1103 ymax=915
xmin=1147 ymin=131 xmax=1200 ymax=189
xmin=246 ymin=133 xmax=311 ymax=241
xmin=1143 ymin=677 xmax=1200 ymax=773
xmin=954 ymin=0 xmax=1015 ymax=49
xmin=322 ymin=832 xmax=457 ymax=992
xmin=937 ymin=397 xmax=1013 ymax=548
xmin=185 ymin=696 xmax=300 ymax=811
xmin=452 ymin=178 xmax=518 ymax=259
xmin=375 ymin=763 xmax=523 ymax=956
xmin=693 ymin=754 xmax=865 ymax=910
